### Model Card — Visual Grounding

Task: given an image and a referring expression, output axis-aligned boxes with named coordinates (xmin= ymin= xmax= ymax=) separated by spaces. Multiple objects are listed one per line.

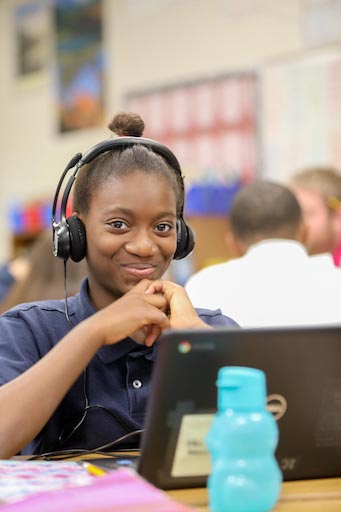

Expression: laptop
xmin=91 ymin=325 xmax=341 ymax=489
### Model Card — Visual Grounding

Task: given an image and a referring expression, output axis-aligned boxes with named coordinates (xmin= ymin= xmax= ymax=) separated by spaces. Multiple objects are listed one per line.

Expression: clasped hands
xmin=99 ymin=279 xmax=210 ymax=347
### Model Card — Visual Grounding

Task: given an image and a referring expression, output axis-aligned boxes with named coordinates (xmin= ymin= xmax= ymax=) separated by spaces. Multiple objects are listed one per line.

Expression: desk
xmin=9 ymin=455 xmax=341 ymax=511
xmin=81 ymin=454 xmax=341 ymax=510
xmin=167 ymin=478 xmax=341 ymax=511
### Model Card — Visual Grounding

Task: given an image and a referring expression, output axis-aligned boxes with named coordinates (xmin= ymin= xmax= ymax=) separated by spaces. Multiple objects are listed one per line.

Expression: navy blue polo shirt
xmin=0 ymin=278 xmax=238 ymax=455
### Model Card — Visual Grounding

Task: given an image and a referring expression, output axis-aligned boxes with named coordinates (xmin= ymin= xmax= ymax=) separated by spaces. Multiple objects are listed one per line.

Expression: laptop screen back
xmin=137 ymin=326 xmax=341 ymax=489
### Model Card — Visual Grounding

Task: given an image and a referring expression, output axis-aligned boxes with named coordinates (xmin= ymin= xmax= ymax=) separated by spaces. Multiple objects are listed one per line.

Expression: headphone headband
xmin=81 ymin=136 xmax=182 ymax=174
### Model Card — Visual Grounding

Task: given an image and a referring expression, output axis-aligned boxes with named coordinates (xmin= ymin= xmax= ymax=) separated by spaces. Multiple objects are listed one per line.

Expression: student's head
xmin=289 ymin=167 xmax=341 ymax=255
xmin=227 ymin=180 xmax=305 ymax=255
xmin=0 ymin=231 xmax=87 ymax=314
xmin=71 ymin=112 xmax=190 ymax=306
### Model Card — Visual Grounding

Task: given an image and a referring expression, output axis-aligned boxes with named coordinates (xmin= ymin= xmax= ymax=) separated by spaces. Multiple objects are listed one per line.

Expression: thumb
xmin=144 ymin=324 xmax=162 ymax=347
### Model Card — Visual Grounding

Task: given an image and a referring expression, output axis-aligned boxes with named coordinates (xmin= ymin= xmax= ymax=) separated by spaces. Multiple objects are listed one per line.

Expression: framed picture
xmin=54 ymin=0 xmax=105 ymax=132
xmin=14 ymin=1 xmax=50 ymax=86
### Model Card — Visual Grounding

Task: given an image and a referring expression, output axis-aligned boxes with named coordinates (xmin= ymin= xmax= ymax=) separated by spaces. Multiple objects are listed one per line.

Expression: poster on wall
xmin=302 ymin=0 xmax=341 ymax=47
xmin=126 ymin=74 xmax=259 ymax=216
xmin=263 ymin=51 xmax=341 ymax=182
xmin=54 ymin=0 xmax=105 ymax=133
xmin=14 ymin=1 xmax=50 ymax=86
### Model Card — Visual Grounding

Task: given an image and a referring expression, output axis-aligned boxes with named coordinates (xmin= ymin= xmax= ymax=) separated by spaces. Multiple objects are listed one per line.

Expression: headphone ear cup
xmin=67 ymin=216 xmax=87 ymax=262
xmin=173 ymin=218 xmax=195 ymax=260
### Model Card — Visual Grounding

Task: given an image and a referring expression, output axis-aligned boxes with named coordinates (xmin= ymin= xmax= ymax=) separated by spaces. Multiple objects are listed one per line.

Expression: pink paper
xmin=0 ymin=468 xmax=195 ymax=512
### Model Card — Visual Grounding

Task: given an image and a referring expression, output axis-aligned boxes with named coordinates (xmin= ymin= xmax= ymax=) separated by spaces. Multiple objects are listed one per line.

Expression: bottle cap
xmin=217 ymin=366 xmax=266 ymax=411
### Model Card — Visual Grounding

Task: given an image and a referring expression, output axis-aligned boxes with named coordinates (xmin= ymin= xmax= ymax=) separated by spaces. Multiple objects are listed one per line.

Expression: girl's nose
xmin=124 ymin=231 xmax=157 ymax=257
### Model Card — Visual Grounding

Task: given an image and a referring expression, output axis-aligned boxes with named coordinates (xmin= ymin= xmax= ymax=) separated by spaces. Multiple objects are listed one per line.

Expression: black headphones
xmin=52 ymin=136 xmax=195 ymax=262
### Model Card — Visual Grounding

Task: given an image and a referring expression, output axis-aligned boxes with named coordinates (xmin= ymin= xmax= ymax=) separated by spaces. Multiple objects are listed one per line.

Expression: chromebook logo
xmin=178 ymin=341 xmax=192 ymax=354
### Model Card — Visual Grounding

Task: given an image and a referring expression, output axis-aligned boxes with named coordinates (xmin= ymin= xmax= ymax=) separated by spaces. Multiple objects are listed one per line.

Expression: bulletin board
xmin=126 ymin=73 xmax=259 ymax=217
xmin=262 ymin=50 xmax=341 ymax=182
xmin=126 ymin=74 xmax=259 ymax=271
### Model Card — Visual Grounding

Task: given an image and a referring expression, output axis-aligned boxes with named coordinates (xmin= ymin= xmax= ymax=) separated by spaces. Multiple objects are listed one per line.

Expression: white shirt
xmin=185 ymin=239 xmax=341 ymax=328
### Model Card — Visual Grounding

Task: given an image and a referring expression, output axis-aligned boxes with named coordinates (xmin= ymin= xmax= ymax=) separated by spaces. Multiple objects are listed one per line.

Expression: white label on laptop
xmin=171 ymin=414 xmax=214 ymax=477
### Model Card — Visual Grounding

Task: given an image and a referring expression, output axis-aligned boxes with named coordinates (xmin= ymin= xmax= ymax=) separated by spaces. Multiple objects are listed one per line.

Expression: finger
xmin=129 ymin=279 xmax=154 ymax=293
xmin=144 ymin=280 xmax=164 ymax=295
xmin=129 ymin=325 xmax=150 ymax=344
xmin=144 ymin=324 xmax=162 ymax=347
xmin=156 ymin=311 xmax=171 ymax=330
xmin=152 ymin=282 xmax=178 ymax=303
xmin=143 ymin=293 xmax=168 ymax=309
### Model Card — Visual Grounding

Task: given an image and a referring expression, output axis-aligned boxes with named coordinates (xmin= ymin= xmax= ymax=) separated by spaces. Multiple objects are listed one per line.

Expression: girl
xmin=0 ymin=112 xmax=237 ymax=458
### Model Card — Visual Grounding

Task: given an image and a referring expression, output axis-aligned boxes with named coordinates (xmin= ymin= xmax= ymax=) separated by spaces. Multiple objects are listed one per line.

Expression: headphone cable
xmin=28 ymin=429 xmax=145 ymax=461
xmin=60 ymin=258 xmax=89 ymax=446
xmin=63 ymin=259 xmax=73 ymax=327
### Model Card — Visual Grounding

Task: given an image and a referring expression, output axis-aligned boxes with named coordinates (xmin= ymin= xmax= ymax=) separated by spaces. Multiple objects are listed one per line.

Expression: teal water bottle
xmin=206 ymin=367 xmax=282 ymax=512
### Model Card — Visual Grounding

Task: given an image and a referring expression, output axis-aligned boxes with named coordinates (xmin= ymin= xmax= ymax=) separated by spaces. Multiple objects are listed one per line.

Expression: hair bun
xmin=108 ymin=112 xmax=144 ymax=137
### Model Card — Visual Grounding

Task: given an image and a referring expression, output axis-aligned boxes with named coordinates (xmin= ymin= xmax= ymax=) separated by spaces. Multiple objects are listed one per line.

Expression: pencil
xmin=82 ymin=462 xmax=107 ymax=477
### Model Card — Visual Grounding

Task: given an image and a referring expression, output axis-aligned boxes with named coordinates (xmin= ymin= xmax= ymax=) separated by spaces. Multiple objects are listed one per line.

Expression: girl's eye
xmin=156 ymin=223 xmax=172 ymax=233
xmin=110 ymin=220 xmax=128 ymax=229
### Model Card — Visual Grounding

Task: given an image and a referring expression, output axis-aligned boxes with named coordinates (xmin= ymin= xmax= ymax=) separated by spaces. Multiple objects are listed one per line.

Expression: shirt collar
xmin=245 ymin=239 xmax=308 ymax=260
xmin=75 ymin=277 xmax=97 ymax=320
xmin=97 ymin=340 xmax=156 ymax=364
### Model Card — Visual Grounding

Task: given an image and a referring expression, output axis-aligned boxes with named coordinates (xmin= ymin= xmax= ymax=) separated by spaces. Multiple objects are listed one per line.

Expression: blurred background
xmin=0 ymin=0 xmax=340 ymax=274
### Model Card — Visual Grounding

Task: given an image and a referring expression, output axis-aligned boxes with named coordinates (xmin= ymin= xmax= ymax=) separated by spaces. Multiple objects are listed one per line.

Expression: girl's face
xmin=81 ymin=170 xmax=178 ymax=309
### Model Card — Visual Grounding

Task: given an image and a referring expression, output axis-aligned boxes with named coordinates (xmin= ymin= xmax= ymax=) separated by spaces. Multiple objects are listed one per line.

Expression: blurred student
xmin=290 ymin=166 xmax=341 ymax=266
xmin=185 ymin=180 xmax=341 ymax=328
xmin=0 ymin=256 xmax=30 ymax=303
xmin=0 ymin=112 xmax=237 ymax=459
xmin=0 ymin=231 xmax=87 ymax=314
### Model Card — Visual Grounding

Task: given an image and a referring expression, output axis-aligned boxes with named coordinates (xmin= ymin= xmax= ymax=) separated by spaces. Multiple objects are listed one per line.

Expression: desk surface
xmin=167 ymin=478 xmax=341 ymax=511
xmin=10 ymin=455 xmax=341 ymax=511
xmin=80 ymin=453 xmax=341 ymax=510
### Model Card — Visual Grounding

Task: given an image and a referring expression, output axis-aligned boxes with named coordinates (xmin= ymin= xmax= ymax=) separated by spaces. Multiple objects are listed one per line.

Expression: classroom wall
xmin=0 ymin=0 xmax=324 ymax=262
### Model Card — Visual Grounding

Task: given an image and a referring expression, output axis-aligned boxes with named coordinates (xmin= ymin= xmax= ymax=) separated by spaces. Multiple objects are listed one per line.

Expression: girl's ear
xmin=73 ymin=211 xmax=84 ymax=222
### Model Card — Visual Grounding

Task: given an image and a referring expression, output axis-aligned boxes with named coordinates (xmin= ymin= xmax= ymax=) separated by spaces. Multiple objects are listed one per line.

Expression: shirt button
xmin=133 ymin=379 xmax=142 ymax=389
